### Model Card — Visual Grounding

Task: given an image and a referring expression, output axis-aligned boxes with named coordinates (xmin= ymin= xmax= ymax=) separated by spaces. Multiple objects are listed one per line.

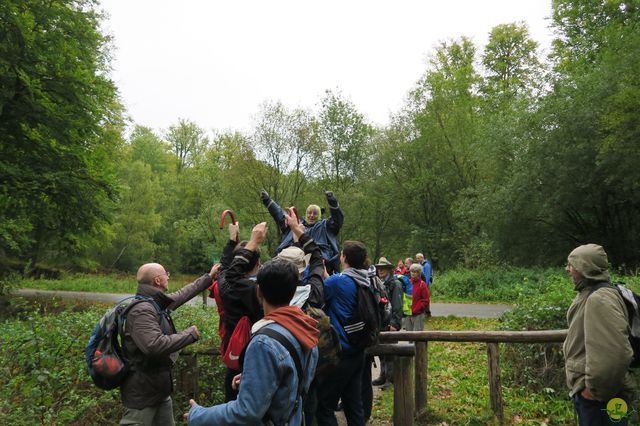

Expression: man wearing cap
xmin=563 ymin=244 xmax=634 ymax=425
xmin=260 ymin=190 xmax=344 ymax=274
xmin=372 ymin=257 xmax=403 ymax=386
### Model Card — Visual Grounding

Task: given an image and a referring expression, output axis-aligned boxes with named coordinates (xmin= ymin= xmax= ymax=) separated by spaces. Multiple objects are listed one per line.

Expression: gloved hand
xmin=260 ymin=190 xmax=270 ymax=206
xmin=324 ymin=190 xmax=338 ymax=206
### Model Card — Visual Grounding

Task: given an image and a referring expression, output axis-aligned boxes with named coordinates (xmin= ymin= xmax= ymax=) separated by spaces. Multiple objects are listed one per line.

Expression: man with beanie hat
xmin=563 ymin=244 xmax=634 ymax=425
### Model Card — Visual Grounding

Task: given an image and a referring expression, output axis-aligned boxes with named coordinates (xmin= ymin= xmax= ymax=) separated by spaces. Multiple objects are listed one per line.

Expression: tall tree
xmin=251 ymin=101 xmax=316 ymax=208
xmin=129 ymin=125 xmax=173 ymax=174
xmin=481 ymin=22 xmax=541 ymax=99
xmin=0 ymin=0 xmax=123 ymax=267
xmin=165 ymin=118 xmax=208 ymax=172
xmin=493 ymin=0 xmax=640 ymax=267
xmin=316 ymin=90 xmax=374 ymax=192
xmin=394 ymin=37 xmax=482 ymax=267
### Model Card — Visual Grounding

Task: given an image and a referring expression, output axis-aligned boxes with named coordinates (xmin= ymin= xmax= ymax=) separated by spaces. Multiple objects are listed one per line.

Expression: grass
xmin=16 ymin=273 xmax=201 ymax=294
xmin=371 ymin=317 xmax=574 ymax=425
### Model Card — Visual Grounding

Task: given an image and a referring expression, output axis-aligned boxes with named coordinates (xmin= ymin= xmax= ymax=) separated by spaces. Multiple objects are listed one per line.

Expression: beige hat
xmin=375 ymin=257 xmax=393 ymax=268
xmin=277 ymin=246 xmax=306 ymax=274
xmin=567 ymin=244 xmax=610 ymax=282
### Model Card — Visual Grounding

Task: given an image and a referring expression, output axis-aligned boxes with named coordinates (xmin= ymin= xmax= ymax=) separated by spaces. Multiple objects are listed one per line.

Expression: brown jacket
xmin=120 ymin=274 xmax=212 ymax=409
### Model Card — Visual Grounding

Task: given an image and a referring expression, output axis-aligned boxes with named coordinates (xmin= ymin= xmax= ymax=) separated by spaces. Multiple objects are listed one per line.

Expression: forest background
xmin=1 ymin=0 xmax=640 ymax=277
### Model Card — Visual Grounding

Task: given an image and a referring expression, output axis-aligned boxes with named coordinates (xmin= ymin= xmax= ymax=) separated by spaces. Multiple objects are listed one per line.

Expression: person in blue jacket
xmin=187 ymin=253 xmax=320 ymax=426
xmin=316 ymin=240 xmax=369 ymax=426
xmin=261 ymin=189 xmax=344 ymax=274
xmin=415 ymin=252 xmax=432 ymax=285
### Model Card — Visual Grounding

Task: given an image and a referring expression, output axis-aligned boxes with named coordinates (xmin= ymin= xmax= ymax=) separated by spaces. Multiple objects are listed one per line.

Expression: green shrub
xmin=432 ymin=267 xmax=567 ymax=302
xmin=0 ymin=298 xmax=223 ymax=425
xmin=497 ymin=271 xmax=640 ymax=409
xmin=0 ymin=272 xmax=21 ymax=296
xmin=498 ymin=274 xmax=574 ymax=393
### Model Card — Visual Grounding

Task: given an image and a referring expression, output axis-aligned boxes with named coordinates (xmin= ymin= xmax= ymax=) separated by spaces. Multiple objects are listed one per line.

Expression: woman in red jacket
xmin=402 ymin=263 xmax=430 ymax=331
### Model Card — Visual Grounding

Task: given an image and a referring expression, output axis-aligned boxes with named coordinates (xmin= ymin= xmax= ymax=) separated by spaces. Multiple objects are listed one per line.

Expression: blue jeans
xmin=573 ymin=393 xmax=629 ymax=426
xmin=316 ymin=351 xmax=365 ymax=426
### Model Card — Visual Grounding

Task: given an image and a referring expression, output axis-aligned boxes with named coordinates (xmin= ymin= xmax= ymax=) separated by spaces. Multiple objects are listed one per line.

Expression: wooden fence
xmin=374 ymin=329 xmax=568 ymax=425
xmin=177 ymin=329 xmax=568 ymax=425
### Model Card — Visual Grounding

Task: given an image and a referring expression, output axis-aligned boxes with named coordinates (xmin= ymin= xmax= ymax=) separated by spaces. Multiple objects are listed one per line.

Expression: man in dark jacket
xmin=120 ymin=262 xmax=219 ymax=426
xmin=261 ymin=190 xmax=344 ymax=273
xmin=372 ymin=256 xmax=403 ymax=386
xmin=218 ymin=222 xmax=266 ymax=402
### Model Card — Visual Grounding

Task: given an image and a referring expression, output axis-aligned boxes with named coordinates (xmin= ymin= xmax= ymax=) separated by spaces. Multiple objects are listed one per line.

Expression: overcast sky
xmin=99 ymin=0 xmax=555 ymax=135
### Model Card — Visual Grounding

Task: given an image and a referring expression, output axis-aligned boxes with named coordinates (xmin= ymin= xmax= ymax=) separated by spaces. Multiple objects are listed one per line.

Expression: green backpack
xmin=305 ymin=306 xmax=341 ymax=378
xmin=396 ymin=274 xmax=414 ymax=316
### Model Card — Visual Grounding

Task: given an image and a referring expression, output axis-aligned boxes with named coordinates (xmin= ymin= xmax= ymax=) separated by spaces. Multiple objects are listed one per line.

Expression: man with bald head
xmin=261 ymin=189 xmax=344 ymax=274
xmin=120 ymin=261 xmax=220 ymax=426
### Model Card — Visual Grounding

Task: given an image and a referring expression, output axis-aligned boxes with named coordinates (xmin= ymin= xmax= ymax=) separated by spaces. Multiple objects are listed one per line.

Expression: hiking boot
xmin=379 ymin=381 xmax=392 ymax=390
xmin=372 ymin=374 xmax=387 ymax=386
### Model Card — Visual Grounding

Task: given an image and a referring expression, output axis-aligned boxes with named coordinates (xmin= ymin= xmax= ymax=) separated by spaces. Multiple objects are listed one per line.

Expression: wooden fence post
xmin=178 ymin=353 xmax=199 ymax=397
xmin=393 ymin=355 xmax=415 ymax=426
xmin=487 ymin=342 xmax=504 ymax=422
xmin=415 ymin=341 xmax=427 ymax=414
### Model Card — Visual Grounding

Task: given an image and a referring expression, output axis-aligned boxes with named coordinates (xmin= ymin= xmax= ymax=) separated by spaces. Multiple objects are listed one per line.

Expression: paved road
xmin=14 ymin=288 xmax=512 ymax=318
xmin=14 ymin=288 xmax=213 ymax=307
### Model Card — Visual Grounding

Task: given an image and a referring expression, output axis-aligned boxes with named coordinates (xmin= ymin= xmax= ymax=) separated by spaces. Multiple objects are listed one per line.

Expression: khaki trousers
xmin=120 ymin=396 xmax=175 ymax=426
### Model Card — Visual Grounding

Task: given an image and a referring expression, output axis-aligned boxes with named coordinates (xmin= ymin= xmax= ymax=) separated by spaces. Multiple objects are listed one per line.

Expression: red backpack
xmin=222 ymin=316 xmax=251 ymax=370
xmin=208 ymin=280 xmax=226 ymax=353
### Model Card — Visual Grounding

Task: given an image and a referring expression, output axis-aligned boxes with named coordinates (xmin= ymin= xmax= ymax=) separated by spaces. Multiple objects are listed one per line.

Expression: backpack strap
xmin=588 ymin=282 xmax=637 ymax=327
xmin=119 ymin=296 xmax=169 ymax=356
xmin=253 ymin=326 xmax=309 ymax=425
xmin=587 ymin=281 xmax=614 ymax=296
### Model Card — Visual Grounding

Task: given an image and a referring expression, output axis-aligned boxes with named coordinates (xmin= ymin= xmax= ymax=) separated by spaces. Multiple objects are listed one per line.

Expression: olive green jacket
xmin=563 ymin=281 xmax=634 ymax=401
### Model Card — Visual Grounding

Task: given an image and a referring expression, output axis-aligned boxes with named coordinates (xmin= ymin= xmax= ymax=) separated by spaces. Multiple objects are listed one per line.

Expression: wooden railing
xmin=177 ymin=329 xmax=568 ymax=426
xmin=371 ymin=329 xmax=568 ymax=425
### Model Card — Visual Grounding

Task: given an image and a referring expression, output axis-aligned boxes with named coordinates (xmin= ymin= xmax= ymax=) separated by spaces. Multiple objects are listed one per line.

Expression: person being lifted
xmin=261 ymin=189 xmax=344 ymax=274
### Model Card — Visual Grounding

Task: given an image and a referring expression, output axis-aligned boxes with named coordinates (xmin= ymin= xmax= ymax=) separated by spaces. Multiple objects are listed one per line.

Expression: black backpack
xmin=85 ymin=296 xmax=163 ymax=390
xmin=588 ymin=282 xmax=640 ymax=368
xmin=369 ymin=275 xmax=391 ymax=328
xmin=342 ymin=276 xmax=383 ymax=349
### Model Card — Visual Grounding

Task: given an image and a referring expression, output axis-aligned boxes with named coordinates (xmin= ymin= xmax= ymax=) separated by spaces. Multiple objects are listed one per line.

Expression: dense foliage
xmin=0 ymin=0 xmax=123 ymax=270
xmin=431 ymin=267 xmax=567 ymax=302
xmin=499 ymin=272 xmax=640 ymax=395
xmin=2 ymin=1 xmax=640 ymax=276
xmin=0 ymin=298 xmax=223 ymax=425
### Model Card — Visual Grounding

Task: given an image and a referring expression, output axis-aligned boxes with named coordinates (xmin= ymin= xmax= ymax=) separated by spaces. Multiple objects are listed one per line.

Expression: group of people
xmin=114 ymin=188 xmax=636 ymax=426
